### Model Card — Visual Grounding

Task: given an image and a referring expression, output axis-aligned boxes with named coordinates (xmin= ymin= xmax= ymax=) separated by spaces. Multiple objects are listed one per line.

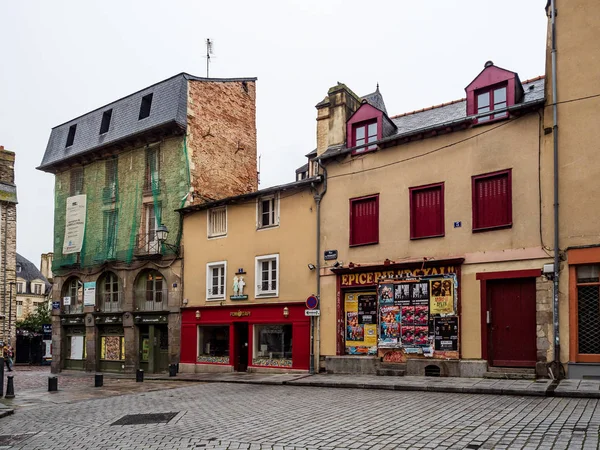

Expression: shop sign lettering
xmin=340 ymin=266 xmax=457 ymax=287
xmin=230 ymin=310 xmax=251 ymax=317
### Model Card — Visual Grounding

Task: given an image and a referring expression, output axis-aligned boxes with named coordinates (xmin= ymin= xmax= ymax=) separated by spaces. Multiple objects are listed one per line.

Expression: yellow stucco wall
xmin=318 ymin=112 xmax=552 ymax=359
xmin=541 ymin=0 xmax=600 ymax=364
xmin=183 ymin=187 xmax=318 ymax=307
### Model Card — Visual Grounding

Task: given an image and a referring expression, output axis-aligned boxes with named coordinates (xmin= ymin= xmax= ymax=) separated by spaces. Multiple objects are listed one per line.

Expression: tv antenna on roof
xmin=205 ymin=38 xmax=214 ymax=78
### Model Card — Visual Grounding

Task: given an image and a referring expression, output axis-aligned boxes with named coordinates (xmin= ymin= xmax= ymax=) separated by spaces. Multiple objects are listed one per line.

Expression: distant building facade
xmin=15 ymin=253 xmax=51 ymax=321
xmin=38 ymin=73 xmax=257 ymax=374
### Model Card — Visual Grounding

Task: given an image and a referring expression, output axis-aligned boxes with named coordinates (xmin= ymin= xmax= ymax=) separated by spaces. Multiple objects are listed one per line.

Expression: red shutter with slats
xmin=349 ymin=195 xmax=379 ymax=246
xmin=410 ymin=183 xmax=444 ymax=239
xmin=473 ymin=170 xmax=512 ymax=230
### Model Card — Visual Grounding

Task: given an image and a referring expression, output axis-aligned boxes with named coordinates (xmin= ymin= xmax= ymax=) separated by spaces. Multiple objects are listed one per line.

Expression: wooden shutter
xmin=350 ymin=195 xmax=379 ymax=246
xmin=473 ymin=170 xmax=511 ymax=230
xmin=411 ymin=184 xmax=444 ymax=239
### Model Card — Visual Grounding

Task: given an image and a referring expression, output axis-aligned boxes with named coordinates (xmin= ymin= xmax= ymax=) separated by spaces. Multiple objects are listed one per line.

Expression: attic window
xmin=16 ymin=263 xmax=21 ymax=273
xmin=66 ymin=124 xmax=77 ymax=148
xmin=100 ymin=109 xmax=113 ymax=134
xmin=139 ymin=93 xmax=153 ymax=120
xmin=476 ymin=85 xmax=508 ymax=123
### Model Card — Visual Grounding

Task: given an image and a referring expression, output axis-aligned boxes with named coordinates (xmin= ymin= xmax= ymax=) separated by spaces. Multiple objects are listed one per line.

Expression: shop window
xmin=67 ymin=335 xmax=86 ymax=360
xmin=198 ymin=326 xmax=230 ymax=363
xmin=576 ymin=265 xmax=600 ymax=355
xmin=253 ymin=324 xmax=292 ymax=367
xmin=206 ymin=261 xmax=226 ymax=300
xmin=257 ymin=194 xmax=279 ymax=229
xmin=100 ymin=336 xmax=125 ymax=361
xmin=255 ymin=254 xmax=279 ymax=297
xmin=350 ymin=195 xmax=379 ymax=246
xmin=476 ymin=85 xmax=508 ymax=123
xmin=208 ymin=206 xmax=227 ymax=238
xmin=472 ymin=169 xmax=512 ymax=231
xmin=410 ymin=183 xmax=444 ymax=239
xmin=352 ymin=120 xmax=378 ymax=153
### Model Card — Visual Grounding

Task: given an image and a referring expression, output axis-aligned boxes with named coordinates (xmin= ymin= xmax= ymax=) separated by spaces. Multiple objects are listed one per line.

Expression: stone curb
xmin=0 ymin=408 xmax=14 ymax=418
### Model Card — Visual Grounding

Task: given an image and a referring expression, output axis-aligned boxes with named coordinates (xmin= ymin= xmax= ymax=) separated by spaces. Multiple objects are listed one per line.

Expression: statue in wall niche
xmin=232 ymin=276 xmax=239 ymax=296
xmin=238 ymin=276 xmax=246 ymax=295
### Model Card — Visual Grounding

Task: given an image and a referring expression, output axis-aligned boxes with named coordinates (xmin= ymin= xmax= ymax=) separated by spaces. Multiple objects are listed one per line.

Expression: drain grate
xmin=111 ymin=412 xmax=178 ymax=426
xmin=466 ymin=444 xmax=482 ymax=449
xmin=0 ymin=434 xmax=36 ymax=446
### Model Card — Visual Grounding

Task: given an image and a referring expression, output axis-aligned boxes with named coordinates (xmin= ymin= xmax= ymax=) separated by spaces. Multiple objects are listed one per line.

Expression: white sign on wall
xmin=70 ymin=336 xmax=84 ymax=360
xmin=63 ymin=194 xmax=87 ymax=255
xmin=63 ymin=296 xmax=71 ymax=306
xmin=83 ymin=282 xmax=96 ymax=306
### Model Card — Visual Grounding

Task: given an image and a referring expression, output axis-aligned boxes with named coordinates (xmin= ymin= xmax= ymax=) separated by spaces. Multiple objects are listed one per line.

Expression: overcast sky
xmin=0 ymin=1 xmax=547 ymax=268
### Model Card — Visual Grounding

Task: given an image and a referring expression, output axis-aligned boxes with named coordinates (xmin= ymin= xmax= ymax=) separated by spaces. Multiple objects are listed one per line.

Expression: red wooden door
xmin=488 ymin=278 xmax=536 ymax=367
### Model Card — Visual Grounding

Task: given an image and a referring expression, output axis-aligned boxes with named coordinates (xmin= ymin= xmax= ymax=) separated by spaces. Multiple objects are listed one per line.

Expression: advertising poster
xmin=83 ymin=282 xmax=96 ymax=306
xmin=401 ymin=326 xmax=415 ymax=345
xmin=394 ymin=284 xmax=410 ymax=303
xmin=434 ymin=316 xmax=459 ymax=351
xmin=379 ymin=284 xmax=394 ymax=305
xmin=70 ymin=335 xmax=84 ymax=360
xmin=63 ymin=195 xmax=87 ymax=254
xmin=345 ymin=292 xmax=377 ymax=354
xmin=430 ymin=278 xmax=454 ymax=314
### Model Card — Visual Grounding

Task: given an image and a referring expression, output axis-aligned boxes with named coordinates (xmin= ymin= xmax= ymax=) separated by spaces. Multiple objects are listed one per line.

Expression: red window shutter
xmin=473 ymin=171 xmax=511 ymax=230
xmin=350 ymin=195 xmax=379 ymax=246
xmin=411 ymin=184 xmax=444 ymax=239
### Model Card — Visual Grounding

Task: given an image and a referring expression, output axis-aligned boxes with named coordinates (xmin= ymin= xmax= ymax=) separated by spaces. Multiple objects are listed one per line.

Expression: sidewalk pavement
xmin=104 ymin=371 xmax=600 ymax=399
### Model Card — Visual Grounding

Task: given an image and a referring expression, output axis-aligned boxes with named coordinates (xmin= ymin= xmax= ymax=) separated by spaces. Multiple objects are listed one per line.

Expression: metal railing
xmin=134 ymin=233 xmax=161 ymax=256
xmin=98 ymin=292 xmax=123 ymax=313
xmin=134 ymin=288 xmax=169 ymax=311
xmin=63 ymin=304 xmax=84 ymax=315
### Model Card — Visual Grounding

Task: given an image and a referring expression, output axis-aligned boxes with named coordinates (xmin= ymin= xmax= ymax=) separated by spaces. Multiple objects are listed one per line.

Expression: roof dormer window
xmin=476 ymin=85 xmax=508 ymax=123
xmin=353 ymin=120 xmax=378 ymax=153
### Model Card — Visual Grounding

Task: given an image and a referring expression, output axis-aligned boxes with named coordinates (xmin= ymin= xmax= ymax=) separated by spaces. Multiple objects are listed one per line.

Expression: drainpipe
xmin=312 ymin=160 xmax=327 ymax=375
xmin=550 ymin=0 xmax=561 ymax=371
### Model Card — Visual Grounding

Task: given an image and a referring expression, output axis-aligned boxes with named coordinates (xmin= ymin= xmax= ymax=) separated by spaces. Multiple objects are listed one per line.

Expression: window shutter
xmin=350 ymin=196 xmax=379 ymax=246
xmin=474 ymin=172 xmax=511 ymax=229
xmin=411 ymin=185 xmax=444 ymax=239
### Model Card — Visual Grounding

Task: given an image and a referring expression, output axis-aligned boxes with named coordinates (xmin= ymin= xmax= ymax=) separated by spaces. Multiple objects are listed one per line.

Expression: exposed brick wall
xmin=0 ymin=149 xmax=15 ymax=184
xmin=186 ymin=80 xmax=258 ymax=203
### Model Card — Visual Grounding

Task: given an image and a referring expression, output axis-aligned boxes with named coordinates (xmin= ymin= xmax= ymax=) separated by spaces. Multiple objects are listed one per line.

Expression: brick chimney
xmin=315 ymin=83 xmax=361 ymax=156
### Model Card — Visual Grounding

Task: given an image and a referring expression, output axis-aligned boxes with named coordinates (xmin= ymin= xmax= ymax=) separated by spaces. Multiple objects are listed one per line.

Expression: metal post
xmin=136 ymin=369 xmax=144 ymax=382
xmin=4 ymin=375 xmax=14 ymax=399
xmin=94 ymin=373 xmax=103 ymax=387
xmin=48 ymin=376 xmax=58 ymax=392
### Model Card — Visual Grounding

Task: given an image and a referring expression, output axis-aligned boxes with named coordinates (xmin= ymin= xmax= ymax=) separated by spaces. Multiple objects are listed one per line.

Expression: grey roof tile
xmin=17 ymin=253 xmax=51 ymax=293
xmin=361 ymin=88 xmax=388 ymax=115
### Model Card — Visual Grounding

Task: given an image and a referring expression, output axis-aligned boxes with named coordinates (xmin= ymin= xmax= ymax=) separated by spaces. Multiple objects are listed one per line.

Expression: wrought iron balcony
xmin=63 ymin=304 xmax=84 ymax=315
xmin=134 ymin=288 xmax=170 ymax=311
xmin=134 ymin=233 xmax=161 ymax=256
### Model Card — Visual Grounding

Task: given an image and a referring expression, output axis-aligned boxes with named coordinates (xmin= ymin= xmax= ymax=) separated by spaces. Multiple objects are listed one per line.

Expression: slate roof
xmin=0 ymin=182 xmax=17 ymax=204
xmin=295 ymin=163 xmax=309 ymax=174
xmin=16 ymin=253 xmax=51 ymax=294
xmin=38 ymin=73 xmax=257 ymax=172
xmin=320 ymin=78 xmax=545 ymax=160
xmin=361 ymin=87 xmax=388 ymax=115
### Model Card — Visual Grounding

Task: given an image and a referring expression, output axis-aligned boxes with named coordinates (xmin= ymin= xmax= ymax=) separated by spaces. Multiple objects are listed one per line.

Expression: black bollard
xmin=0 ymin=357 xmax=4 ymax=397
xmin=48 ymin=376 xmax=58 ymax=392
xmin=176 ymin=363 xmax=179 ymax=373
xmin=4 ymin=375 xmax=14 ymax=399
xmin=168 ymin=364 xmax=177 ymax=377
xmin=95 ymin=373 xmax=103 ymax=387
xmin=136 ymin=369 xmax=144 ymax=382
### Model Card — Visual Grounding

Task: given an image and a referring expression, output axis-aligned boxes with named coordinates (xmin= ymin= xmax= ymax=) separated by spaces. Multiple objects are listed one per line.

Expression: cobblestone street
xmin=1 ymin=371 xmax=600 ymax=449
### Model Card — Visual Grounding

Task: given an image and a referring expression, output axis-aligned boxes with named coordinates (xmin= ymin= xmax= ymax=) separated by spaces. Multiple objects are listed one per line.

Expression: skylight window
xmin=138 ymin=93 xmax=153 ymax=120
xmin=100 ymin=109 xmax=113 ymax=134
xmin=66 ymin=124 xmax=77 ymax=148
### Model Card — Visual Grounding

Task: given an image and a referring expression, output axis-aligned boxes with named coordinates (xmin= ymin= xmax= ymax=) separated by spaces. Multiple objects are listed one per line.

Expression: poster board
xmin=83 ymin=282 xmax=96 ymax=306
xmin=70 ymin=335 xmax=84 ymax=360
xmin=434 ymin=316 xmax=459 ymax=351
xmin=63 ymin=195 xmax=87 ymax=254
xmin=345 ymin=292 xmax=377 ymax=355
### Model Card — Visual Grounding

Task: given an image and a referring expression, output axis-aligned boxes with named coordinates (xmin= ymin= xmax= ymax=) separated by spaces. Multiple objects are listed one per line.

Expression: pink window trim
xmin=346 ymin=103 xmax=383 ymax=156
xmin=349 ymin=194 xmax=379 ymax=247
xmin=474 ymin=83 xmax=509 ymax=125
xmin=409 ymin=182 xmax=445 ymax=240
xmin=471 ymin=169 xmax=512 ymax=232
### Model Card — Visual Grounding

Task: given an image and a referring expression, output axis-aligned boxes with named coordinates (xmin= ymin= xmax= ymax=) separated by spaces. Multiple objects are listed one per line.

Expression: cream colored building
xmin=179 ymin=179 xmax=321 ymax=373
xmin=15 ymin=253 xmax=51 ymax=321
xmin=310 ymin=65 xmax=554 ymax=377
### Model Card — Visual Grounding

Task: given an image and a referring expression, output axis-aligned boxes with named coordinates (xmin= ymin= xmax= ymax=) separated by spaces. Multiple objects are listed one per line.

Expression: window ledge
xmin=257 ymin=224 xmax=280 ymax=231
xmin=255 ymin=293 xmax=278 ymax=298
xmin=473 ymin=114 xmax=509 ymax=127
xmin=351 ymin=146 xmax=378 ymax=157
xmin=206 ymin=297 xmax=225 ymax=302
xmin=207 ymin=234 xmax=227 ymax=240
xmin=473 ymin=223 xmax=512 ymax=233
xmin=410 ymin=233 xmax=445 ymax=241
xmin=349 ymin=241 xmax=379 ymax=248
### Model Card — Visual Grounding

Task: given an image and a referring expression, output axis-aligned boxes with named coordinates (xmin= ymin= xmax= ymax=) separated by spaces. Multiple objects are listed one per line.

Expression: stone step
xmin=483 ymin=371 xmax=536 ymax=380
xmin=487 ymin=366 xmax=535 ymax=374
xmin=376 ymin=368 xmax=406 ymax=377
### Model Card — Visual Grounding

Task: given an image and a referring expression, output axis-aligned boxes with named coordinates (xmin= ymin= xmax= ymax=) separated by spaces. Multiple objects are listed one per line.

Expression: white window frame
xmin=255 ymin=254 xmax=279 ymax=298
xmin=206 ymin=261 xmax=227 ymax=301
xmin=17 ymin=282 xmax=24 ymax=294
xmin=207 ymin=206 xmax=227 ymax=238
xmin=257 ymin=193 xmax=280 ymax=229
xmin=34 ymin=283 xmax=42 ymax=295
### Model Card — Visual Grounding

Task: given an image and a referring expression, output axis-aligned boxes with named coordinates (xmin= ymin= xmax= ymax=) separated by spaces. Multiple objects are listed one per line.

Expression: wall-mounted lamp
xmin=195 ymin=310 xmax=201 ymax=319
xmin=332 ymin=261 xmax=343 ymax=268
xmin=307 ymin=263 xmax=316 ymax=271
xmin=182 ymin=298 xmax=189 ymax=305
xmin=283 ymin=306 xmax=289 ymax=318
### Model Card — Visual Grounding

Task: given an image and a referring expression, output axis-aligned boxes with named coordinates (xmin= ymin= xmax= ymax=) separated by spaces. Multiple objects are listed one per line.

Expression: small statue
xmin=232 ymin=276 xmax=239 ymax=296
xmin=238 ymin=276 xmax=246 ymax=295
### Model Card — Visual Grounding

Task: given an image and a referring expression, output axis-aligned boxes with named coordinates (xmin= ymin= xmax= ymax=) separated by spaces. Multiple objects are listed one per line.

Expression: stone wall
xmin=186 ymin=79 xmax=258 ymax=203
xmin=536 ymin=276 xmax=554 ymax=377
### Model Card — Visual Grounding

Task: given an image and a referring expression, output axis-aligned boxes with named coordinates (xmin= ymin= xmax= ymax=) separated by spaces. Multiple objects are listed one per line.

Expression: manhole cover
xmin=466 ymin=444 xmax=481 ymax=449
xmin=111 ymin=412 xmax=178 ymax=426
xmin=0 ymin=434 xmax=36 ymax=446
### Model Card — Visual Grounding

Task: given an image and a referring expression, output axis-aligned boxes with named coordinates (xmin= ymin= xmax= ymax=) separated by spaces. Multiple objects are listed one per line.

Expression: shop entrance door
xmin=488 ymin=278 xmax=536 ymax=367
xmin=139 ymin=325 xmax=169 ymax=373
xmin=233 ymin=322 xmax=249 ymax=372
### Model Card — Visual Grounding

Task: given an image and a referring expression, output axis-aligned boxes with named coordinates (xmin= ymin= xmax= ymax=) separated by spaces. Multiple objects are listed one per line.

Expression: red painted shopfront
xmin=180 ymin=303 xmax=310 ymax=371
